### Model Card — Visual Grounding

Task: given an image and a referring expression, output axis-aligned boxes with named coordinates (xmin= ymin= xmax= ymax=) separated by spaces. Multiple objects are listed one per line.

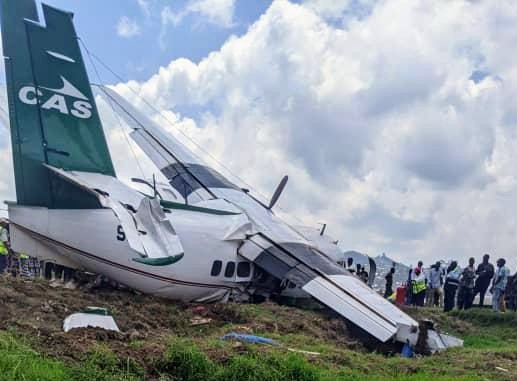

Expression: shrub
xmin=154 ymin=340 xmax=215 ymax=381
xmin=216 ymin=352 xmax=319 ymax=381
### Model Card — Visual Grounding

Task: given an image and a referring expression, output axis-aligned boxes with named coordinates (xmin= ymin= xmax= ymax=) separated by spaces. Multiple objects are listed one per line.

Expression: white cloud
xmin=0 ymin=87 xmax=13 ymax=219
xmin=302 ymin=0 xmax=377 ymax=21
xmin=116 ymin=16 xmax=141 ymax=38
xmin=0 ymin=35 xmax=5 ymax=81
xmin=137 ymin=0 xmax=152 ymax=18
xmin=160 ymin=0 xmax=236 ymax=48
xmin=160 ymin=6 xmax=183 ymax=28
xmin=112 ymin=0 xmax=517 ymax=269
xmin=186 ymin=0 xmax=236 ymax=27
xmin=161 ymin=0 xmax=236 ymax=30
xmin=302 ymin=0 xmax=351 ymax=18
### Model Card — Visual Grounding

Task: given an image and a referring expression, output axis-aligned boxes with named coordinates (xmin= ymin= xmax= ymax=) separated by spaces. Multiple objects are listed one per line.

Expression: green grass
xmin=447 ymin=309 xmax=517 ymax=350
xmin=0 ymin=332 xmax=143 ymax=381
xmin=448 ymin=308 xmax=517 ymax=327
xmin=3 ymin=332 xmax=489 ymax=381
xmin=1 ymin=308 xmax=517 ymax=380
xmin=0 ymin=333 xmax=70 ymax=381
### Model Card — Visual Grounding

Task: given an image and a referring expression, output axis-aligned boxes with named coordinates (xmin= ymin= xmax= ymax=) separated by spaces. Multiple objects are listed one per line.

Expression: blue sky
xmin=43 ymin=0 xmax=272 ymax=83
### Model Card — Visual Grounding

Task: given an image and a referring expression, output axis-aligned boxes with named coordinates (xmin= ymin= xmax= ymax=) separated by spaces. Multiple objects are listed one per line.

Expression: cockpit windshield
xmin=163 ymin=163 xmax=239 ymax=199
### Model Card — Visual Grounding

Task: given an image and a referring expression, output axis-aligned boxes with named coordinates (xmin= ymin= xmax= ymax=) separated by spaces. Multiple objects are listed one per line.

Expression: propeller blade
xmin=268 ymin=175 xmax=288 ymax=210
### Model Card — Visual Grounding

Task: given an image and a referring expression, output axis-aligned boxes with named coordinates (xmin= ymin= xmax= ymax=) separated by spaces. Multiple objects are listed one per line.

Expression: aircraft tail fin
xmin=0 ymin=0 xmax=115 ymax=208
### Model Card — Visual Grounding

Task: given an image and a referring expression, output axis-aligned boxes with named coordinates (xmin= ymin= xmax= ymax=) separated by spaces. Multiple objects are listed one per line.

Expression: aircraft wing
xmin=95 ymin=86 xmax=462 ymax=350
xmin=239 ymin=233 xmax=418 ymax=343
xmin=96 ymin=85 xmax=237 ymax=204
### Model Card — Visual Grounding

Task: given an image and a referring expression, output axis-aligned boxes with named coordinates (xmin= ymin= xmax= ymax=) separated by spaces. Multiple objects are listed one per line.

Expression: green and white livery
xmin=1 ymin=0 xmax=461 ymax=352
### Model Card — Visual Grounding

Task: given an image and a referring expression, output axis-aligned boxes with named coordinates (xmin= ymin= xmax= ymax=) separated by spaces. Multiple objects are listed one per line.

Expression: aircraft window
xmin=211 ymin=260 xmax=222 ymax=276
xmin=163 ymin=163 xmax=239 ymax=199
xmin=237 ymin=262 xmax=251 ymax=277
xmin=224 ymin=262 xmax=236 ymax=278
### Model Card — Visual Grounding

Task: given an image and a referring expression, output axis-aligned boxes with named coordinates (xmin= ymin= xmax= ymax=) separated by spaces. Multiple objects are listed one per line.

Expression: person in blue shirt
xmin=491 ymin=258 xmax=510 ymax=312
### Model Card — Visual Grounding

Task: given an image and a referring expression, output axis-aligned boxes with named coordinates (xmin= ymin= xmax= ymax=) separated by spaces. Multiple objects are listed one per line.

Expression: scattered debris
xmin=401 ymin=343 xmax=414 ymax=358
xmin=190 ymin=317 xmax=212 ymax=326
xmin=2 ymin=278 xmax=517 ymax=380
xmin=287 ymin=348 xmax=321 ymax=356
xmin=221 ymin=333 xmax=278 ymax=346
xmin=221 ymin=332 xmax=320 ymax=357
xmin=403 ymin=319 xmax=464 ymax=354
xmin=191 ymin=306 xmax=208 ymax=314
xmin=496 ymin=367 xmax=509 ymax=373
xmin=234 ymin=325 xmax=253 ymax=333
xmin=63 ymin=307 xmax=120 ymax=333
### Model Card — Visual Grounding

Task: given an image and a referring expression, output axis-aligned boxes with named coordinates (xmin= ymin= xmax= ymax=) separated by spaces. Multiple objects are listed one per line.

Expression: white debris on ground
xmin=63 ymin=307 xmax=120 ymax=333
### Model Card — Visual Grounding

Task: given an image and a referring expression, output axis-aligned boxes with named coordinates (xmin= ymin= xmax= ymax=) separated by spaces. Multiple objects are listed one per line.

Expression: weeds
xmin=153 ymin=339 xmax=215 ymax=381
xmin=1 ymin=289 xmax=517 ymax=381
xmin=154 ymin=339 xmax=320 ymax=381
xmin=0 ymin=332 xmax=69 ymax=381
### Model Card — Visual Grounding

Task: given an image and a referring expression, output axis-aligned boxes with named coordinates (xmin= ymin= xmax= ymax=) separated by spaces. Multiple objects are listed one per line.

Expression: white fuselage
xmin=8 ymin=174 xmax=344 ymax=303
xmin=9 ymin=203 xmax=252 ymax=302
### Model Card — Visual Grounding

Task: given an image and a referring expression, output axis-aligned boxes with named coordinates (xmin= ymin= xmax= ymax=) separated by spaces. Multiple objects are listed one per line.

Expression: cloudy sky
xmin=1 ymin=0 xmax=517 ymax=269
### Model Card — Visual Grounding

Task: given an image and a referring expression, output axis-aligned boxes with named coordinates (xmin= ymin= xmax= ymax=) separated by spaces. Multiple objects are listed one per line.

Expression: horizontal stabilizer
xmin=43 ymin=165 xmax=184 ymax=260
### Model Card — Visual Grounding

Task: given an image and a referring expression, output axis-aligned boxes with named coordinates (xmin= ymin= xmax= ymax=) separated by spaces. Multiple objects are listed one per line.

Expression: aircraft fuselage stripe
xmin=12 ymin=223 xmax=236 ymax=290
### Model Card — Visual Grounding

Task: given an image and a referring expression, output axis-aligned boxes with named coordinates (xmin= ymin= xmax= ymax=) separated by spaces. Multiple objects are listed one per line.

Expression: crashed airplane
xmin=0 ymin=0 xmax=461 ymax=352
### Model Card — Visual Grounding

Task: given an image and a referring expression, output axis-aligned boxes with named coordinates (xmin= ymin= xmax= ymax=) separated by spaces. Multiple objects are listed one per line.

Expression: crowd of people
xmin=338 ymin=258 xmax=371 ymax=283
xmin=385 ymin=254 xmax=517 ymax=313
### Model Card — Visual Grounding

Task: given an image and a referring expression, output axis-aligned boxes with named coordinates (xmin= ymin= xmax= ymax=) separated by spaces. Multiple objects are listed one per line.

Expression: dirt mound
xmin=0 ymin=277 xmax=361 ymax=367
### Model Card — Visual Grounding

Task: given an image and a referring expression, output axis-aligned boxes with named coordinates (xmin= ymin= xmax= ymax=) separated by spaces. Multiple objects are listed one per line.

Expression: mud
xmin=0 ymin=276 xmax=361 ymax=367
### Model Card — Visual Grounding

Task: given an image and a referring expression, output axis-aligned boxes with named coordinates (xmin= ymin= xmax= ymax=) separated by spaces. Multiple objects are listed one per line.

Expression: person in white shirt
xmin=426 ymin=262 xmax=444 ymax=307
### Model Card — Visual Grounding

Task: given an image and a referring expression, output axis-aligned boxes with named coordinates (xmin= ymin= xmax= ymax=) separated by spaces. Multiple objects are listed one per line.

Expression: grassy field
xmin=0 ymin=278 xmax=516 ymax=380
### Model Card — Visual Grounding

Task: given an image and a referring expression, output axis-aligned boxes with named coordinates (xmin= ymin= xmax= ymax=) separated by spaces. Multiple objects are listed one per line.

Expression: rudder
xmin=1 ymin=0 xmax=115 ymax=208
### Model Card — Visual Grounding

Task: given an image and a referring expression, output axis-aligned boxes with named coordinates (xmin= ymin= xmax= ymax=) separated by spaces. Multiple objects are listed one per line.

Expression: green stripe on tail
xmin=0 ymin=0 xmax=115 ymax=208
